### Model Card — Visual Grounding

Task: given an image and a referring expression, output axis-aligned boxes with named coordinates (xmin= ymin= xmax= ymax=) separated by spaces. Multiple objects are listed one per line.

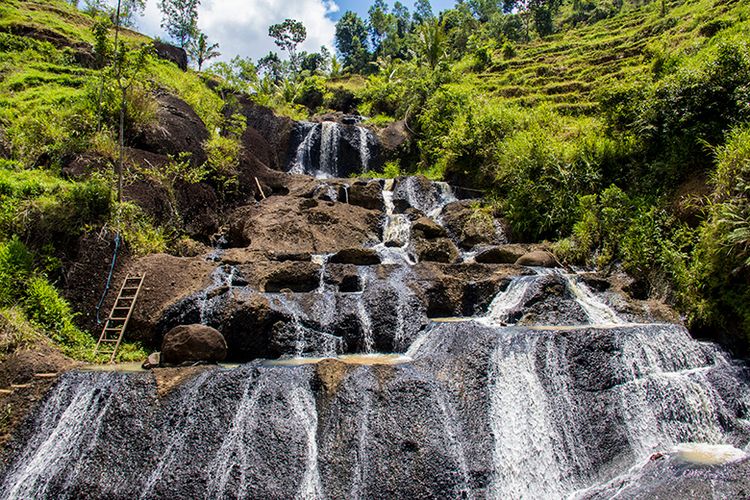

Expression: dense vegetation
xmin=0 ymin=0 xmax=748 ymax=356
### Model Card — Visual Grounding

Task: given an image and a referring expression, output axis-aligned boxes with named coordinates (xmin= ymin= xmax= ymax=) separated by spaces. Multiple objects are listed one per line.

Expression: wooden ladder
xmin=95 ymin=273 xmax=145 ymax=363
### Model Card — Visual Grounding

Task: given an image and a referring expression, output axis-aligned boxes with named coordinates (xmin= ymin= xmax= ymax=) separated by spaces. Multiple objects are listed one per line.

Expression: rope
xmin=95 ymin=233 xmax=121 ymax=325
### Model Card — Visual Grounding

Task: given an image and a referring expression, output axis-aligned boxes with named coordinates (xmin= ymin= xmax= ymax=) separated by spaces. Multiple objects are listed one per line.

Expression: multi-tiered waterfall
xmin=1 ymin=141 xmax=749 ymax=499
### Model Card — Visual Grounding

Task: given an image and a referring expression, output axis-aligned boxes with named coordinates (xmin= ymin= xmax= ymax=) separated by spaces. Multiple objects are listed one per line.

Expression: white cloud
xmin=137 ymin=0 xmax=339 ymax=63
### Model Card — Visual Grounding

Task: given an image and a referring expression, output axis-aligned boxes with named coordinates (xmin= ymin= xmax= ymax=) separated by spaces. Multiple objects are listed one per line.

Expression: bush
xmin=0 ymin=238 xmax=96 ymax=359
xmin=204 ymin=135 xmax=241 ymax=194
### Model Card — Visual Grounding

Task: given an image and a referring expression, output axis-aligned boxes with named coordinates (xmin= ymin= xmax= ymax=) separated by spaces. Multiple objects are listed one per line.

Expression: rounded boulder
xmin=161 ymin=324 xmax=228 ymax=365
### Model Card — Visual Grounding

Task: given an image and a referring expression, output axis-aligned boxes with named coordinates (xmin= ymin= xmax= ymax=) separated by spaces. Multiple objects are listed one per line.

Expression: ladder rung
xmin=99 ymin=339 xmax=119 ymax=343
xmin=113 ymin=306 xmax=130 ymax=309
xmin=104 ymin=327 xmax=123 ymax=331
xmin=109 ymin=317 xmax=128 ymax=321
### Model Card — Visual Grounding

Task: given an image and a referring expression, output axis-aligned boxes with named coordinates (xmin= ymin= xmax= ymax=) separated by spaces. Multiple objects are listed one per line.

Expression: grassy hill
xmin=469 ymin=0 xmax=745 ymax=114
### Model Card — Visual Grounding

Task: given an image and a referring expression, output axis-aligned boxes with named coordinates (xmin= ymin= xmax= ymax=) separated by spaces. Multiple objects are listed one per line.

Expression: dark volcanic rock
xmin=329 ymin=248 xmax=381 ymax=266
xmin=515 ymin=250 xmax=558 ymax=268
xmin=475 ymin=245 xmax=528 ymax=264
xmin=228 ymin=196 xmax=382 ymax=255
xmin=412 ymin=237 xmax=459 ymax=264
xmin=441 ymin=201 xmax=507 ymax=250
xmin=152 ymin=40 xmax=188 ymax=70
xmin=260 ymin=262 xmax=321 ymax=293
xmin=132 ymin=91 xmax=209 ymax=164
xmin=218 ymin=292 xmax=289 ymax=360
xmin=174 ymin=181 xmax=220 ymax=241
xmin=412 ymin=216 xmax=446 ymax=239
xmin=4 ymin=323 xmax=748 ymax=499
xmin=580 ymin=453 xmax=750 ymax=499
xmin=347 ymin=181 xmax=384 ymax=211
xmin=161 ymin=324 xmax=227 ymax=365
xmin=233 ymin=95 xmax=295 ymax=170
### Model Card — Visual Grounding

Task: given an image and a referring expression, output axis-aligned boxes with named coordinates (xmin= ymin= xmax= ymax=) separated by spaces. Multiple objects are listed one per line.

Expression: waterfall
xmin=489 ymin=336 xmax=581 ymax=499
xmin=289 ymin=121 xmax=374 ymax=179
xmin=0 ymin=373 xmax=124 ymax=500
xmin=290 ymin=122 xmax=318 ymax=176
xmin=564 ymin=274 xmax=624 ymax=325
xmin=479 ymin=275 xmax=537 ymax=325
xmin=358 ymin=126 xmax=370 ymax=171
xmin=396 ymin=176 xmax=457 ymax=219
xmin=319 ymin=122 xmax=340 ymax=177
xmin=373 ymin=179 xmax=414 ymax=265
xmin=204 ymin=368 xmax=323 ymax=499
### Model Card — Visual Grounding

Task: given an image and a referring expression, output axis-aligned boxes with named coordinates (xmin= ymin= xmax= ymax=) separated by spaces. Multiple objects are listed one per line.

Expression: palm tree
xmin=189 ymin=32 xmax=220 ymax=71
xmin=417 ymin=19 xmax=446 ymax=70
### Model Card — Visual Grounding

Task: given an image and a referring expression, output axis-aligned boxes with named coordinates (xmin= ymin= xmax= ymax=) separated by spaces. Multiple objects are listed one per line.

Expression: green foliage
xmin=204 ymin=135 xmax=241 ymax=194
xmin=111 ymin=202 xmax=168 ymax=255
xmin=296 ymin=75 xmax=331 ymax=111
xmin=24 ymin=276 xmax=94 ymax=355
xmin=0 ymin=238 xmax=95 ymax=359
xmin=335 ymin=11 xmax=371 ymax=73
xmin=188 ymin=32 xmax=220 ymax=71
xmin=359 ymin=160 xmax=401 ymax=179
xmin=158 ymin=0 xmax=199 ymax=48
xmin=0 ymin=308 xmax=42 ymax=357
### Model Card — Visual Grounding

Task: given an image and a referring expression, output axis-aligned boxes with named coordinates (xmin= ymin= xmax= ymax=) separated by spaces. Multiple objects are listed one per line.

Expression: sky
xmin=135 ymin=0 xmax=456 ymax=63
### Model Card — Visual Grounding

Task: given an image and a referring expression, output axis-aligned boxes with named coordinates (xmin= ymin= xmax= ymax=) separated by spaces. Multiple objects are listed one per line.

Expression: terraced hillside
xmin=477 ymin=0 xmax=745 ymax=113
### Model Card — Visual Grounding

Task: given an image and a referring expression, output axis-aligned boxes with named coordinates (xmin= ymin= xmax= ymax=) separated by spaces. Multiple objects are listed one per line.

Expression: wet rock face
xmin=3 ymin=323 xmax=749 ymax=499
xmin=287 ymin=120 xmax=382 ymax=178
xmin=161 ymin=324 xmax=227 ymax=365
xmin=579 ymin=454 xmax=750 ymax=499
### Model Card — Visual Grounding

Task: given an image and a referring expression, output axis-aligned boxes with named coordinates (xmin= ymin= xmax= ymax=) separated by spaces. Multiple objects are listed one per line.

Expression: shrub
xmin=204 ymin=135 xmax=241 ymax=194
xmin=111 ymin=202 xmax=168 ymax=256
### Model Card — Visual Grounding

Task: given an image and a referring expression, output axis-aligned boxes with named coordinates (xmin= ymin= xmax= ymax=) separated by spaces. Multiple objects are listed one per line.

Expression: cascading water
xmin=289 ymin=120 xmax=376 ymax=179
xmin=3 ymin=158 xmax=750 ymax=497
xmin=563 ymin=273 xmax=624 ymax=325
xmin=319 ymin=122 xmax=340 ymax=177
xmin=479 ymin=275 xmax=537 ymax=325
xmin=373 ymin=178 xmax=414 ymax=265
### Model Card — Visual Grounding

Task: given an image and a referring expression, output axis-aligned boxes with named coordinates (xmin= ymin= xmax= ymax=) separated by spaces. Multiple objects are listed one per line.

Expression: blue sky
xmin=136 ymin=0 xmax=458 ymax=63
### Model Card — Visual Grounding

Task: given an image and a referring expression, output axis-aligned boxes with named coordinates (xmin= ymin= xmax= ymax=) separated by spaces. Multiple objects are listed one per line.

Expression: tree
xmin=268 ymin=19 xmax=307 ymax=74
xmin=417 ymin=18 xmax=446 ymax=69
xmin=413 ymin=0 xmax=434 ymax=24
xmin=392 ymin=2 xmax=412 ymax=36
xmin=467 ymin=0 xmax=499 ymax=22
xmin=504 ymin=0 xmax=562 ymax=38
xmin=188 ymin=31 xmax=220 ymax=71
xmin=335 ymin=11 xmax=371 ymax=73
xmin=368 ymin=0 xmax=391 ymax=52
xmin=257 ymin=51 xmax=285 ymax=83
xmin=158 ymin=0 xmax=200 ymax=48
xmin=300 ymin=46 xmax=331 ymax=74
xmin=83 ymin=0 xmax=145 ymax=27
